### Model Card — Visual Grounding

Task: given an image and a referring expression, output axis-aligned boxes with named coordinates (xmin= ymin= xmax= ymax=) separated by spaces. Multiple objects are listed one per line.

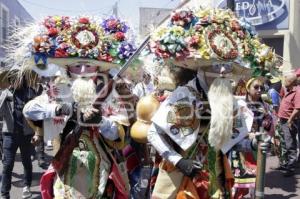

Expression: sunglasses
xmin=253 ymin=85 xmax=264 ymax=91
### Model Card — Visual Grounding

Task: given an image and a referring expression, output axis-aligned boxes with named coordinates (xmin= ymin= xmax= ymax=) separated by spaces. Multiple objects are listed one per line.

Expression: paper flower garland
xmin=31 ymin=16 xmax=135 ymax=66
xmin=150 ymin=8 xmax=277 ymax=73
xmin=153 ymin=26 xmax=189 ymax=59
xmin=171 ymin=10 xmax=195 ymax=27
xmin=102 ymin=17 xmax=129 ymax=34
xmin=208 ymin=29 xmax=238 ymax=60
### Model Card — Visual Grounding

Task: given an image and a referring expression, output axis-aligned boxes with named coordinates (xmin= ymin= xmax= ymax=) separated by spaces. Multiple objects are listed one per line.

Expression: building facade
xmin=0 ymin=0 xmax=33 ymax=65
xmin=139 ymin=7 xmax=171 ymax=38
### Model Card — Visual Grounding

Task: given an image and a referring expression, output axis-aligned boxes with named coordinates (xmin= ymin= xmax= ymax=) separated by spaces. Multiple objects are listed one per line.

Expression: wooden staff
xmin=255 ymin=127 xmax=267 ymax=199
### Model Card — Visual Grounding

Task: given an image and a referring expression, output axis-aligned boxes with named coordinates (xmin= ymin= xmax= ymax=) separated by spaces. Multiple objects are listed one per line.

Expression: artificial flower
xmin=114 ymin=31 xmax=125 ymax=41
xmin=79 ymin=17 xmax=90 ymax=24
xmin=102 ymin=17 xmax=129 ymax=33
xmin=48 ymin=28 xmax=58 ymax=37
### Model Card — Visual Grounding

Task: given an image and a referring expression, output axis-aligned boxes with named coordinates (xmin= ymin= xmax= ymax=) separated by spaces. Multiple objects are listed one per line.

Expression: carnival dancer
xmin=129 ymin=65 xmax=196 ymax=198
xmin=4 ymin=15 xmax=136 ymax=198
xmin=147 ymin=67 xmax=210 ymax=198
xmin=24 ymin=63 xmax=134 ymax=199
xmin=148 ymin=7 xmax=278 ymax=198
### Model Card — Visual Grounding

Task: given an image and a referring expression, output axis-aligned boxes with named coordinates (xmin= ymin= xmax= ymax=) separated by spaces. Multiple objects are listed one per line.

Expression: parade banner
xmin=216 ymin=0 xmax=289 ymax=30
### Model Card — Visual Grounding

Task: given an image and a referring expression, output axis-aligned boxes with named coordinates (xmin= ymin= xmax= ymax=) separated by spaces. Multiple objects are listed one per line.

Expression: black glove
xmin=251 ymin=133 xmax=271 ymax=154
xmin=55 ymin=103 xmax=72 ymax=116
xmin=176 ymin=158 xmax=202 ymax=178
xmin=81 ymin=107 xmax=102 ymax=125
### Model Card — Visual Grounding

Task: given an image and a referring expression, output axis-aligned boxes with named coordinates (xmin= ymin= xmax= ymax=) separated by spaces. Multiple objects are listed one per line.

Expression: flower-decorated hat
xmin=4 ymin=16 xmax=136 ymax=79
xmin=150 ymin=8 xmax=279 ymax=77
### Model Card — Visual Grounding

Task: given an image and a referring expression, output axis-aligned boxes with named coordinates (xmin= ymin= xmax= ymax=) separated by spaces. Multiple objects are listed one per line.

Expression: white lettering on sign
xmin=217 ymin=0 xmax=286 ymax=26
xmin=236 ymin=2 xmax=251 ymax=11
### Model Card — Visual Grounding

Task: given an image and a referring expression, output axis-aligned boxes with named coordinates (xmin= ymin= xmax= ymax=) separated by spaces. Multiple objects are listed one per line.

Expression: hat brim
xmin=165 ymin=58 xmax=251 ymax=73
xmin=48 ymin=58 xmax=120 ymax=72
xmin=165 ymin=58 xmax=252 ymax=83
xmin=32 ymin=64 xmax=60 ymax=77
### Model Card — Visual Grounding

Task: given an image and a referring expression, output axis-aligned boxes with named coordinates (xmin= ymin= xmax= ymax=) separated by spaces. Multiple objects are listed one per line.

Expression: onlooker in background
xmin=132 ymin=71 xmax=154 ymax=98
xmin=277 ymin=72 xmax=300 ymax=176
xmin=0 ymin=87 xmax=13 ymax=162
xmin=265 ymin=76 xmax=282 ymax=114
xmin=265 ymin=76 xmax=283 ymax=158
xmin=0 ymin=73 xmax=41 ymax=199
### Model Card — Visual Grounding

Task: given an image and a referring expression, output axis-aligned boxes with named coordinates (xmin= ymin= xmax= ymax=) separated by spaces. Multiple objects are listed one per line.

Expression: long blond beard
xmin=71 ymin=78 xmax=96 ymax=108
xmin=208 ymin=78 xmax=234 ymax=150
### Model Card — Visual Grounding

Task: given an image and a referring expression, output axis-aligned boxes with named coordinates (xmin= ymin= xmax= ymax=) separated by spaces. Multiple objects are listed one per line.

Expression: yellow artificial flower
xmin=153 ymin=27 xmax=168 ymax=40
xmin=90 ymin=24 xmax=97 ymax=30
xmin=53 ymin=16 xmax=61 ymax=22
xmin=199 ymin=45 xmax=210 ymax=60
xmin=170 ymin=26 xmax=185 ymax=36
xmin=195 ymin=9 xmax=210 ymax=18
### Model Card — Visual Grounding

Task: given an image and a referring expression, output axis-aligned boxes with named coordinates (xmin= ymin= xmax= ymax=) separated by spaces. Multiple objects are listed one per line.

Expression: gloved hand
xmin=81 ymin=107 xmax=102 ymax=125
xmin=251 ymin=133 xmax=271 ymax=154
xmin=175 ymin=158 xmax=202 ymax=178
xmin=55 ymin=103 xmax=72 ymax=116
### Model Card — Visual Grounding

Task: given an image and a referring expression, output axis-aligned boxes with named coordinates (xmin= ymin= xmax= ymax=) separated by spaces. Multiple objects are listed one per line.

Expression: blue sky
xmin=19 ymin=0 xmax=181 ymax=30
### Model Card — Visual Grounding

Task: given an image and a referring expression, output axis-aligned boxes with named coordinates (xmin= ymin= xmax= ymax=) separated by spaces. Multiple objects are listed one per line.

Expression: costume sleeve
xmin=232 ymin=138 xmax=253 ymax=152
xmin=99 ymin=116 xmax=119 ymax=141
xmin=148 ymin=123 xmax=182 ymax=166
xmin=23 ymin=97 xmax=57 ymax=121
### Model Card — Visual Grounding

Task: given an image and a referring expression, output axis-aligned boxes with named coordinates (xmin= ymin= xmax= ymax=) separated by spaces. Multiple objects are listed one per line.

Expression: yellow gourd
xmin=130 ymin=94 xmax=160 ymax=143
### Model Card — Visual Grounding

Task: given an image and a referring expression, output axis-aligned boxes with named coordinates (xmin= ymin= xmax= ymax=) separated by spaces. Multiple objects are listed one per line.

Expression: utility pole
xmin=113 ymin=1 xmax=118 ymax=18
xmin=227 ymin=0 xmax=235 ymax=11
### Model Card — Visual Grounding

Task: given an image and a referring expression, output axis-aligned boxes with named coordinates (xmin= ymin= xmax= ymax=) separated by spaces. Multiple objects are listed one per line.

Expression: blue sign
xmin=216 ymin=0 xmax=289 ymax=30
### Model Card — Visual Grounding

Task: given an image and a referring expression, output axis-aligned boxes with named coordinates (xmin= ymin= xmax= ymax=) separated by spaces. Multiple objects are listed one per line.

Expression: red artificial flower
xmin=155 ymin=49 xmax=170 ymax=59
xmin=189 ymin=36 xmax=199 ymax=48
xmin=55 ymin=49 xmax=68 ymax=58
xmin=108 ymin=19 xmax=118 ymax=29
xmin=115 ymin=31 xmax=125 ymax=41
xmin=98 ymin=53 xmax=113 ymax=62
xmin=48 ymin=28 xmax=58 ymax=37
xmin=231 ymin=20 xmax=241 ymax=31
xmin=171 ymin=13 xmax=180 ymax=22
xmin=79 ymin=17 xmax=90 ymax=24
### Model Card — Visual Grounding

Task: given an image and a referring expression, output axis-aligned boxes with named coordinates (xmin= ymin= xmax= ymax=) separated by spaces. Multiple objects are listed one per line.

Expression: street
xmin=265 ymin=156 xmax=300 ymax=199
xmin=0 ymin=151 xmax=299 ymax=199
xmin=0 ymin=149 xmax=54 ymax=199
